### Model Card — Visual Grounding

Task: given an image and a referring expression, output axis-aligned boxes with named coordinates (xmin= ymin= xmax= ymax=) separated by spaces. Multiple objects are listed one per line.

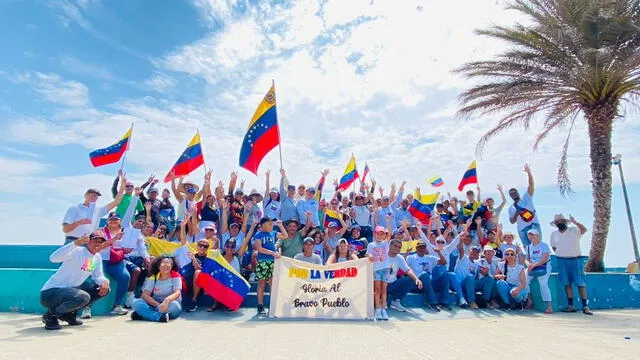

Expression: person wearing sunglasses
xmin=131 ymin=256 xmax=183 ymax=322
xmin=40 ymin=231 xmax=111 ymax=330
xmin=494 ymin=248 xmax=528 ymax=310
xmin=179 ymin=212 xmax=213 ymax=312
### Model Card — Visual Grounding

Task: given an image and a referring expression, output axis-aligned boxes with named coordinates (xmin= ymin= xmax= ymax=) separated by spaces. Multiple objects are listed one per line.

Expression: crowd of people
xmin=40 ymin=164 xmax=594 ymax=330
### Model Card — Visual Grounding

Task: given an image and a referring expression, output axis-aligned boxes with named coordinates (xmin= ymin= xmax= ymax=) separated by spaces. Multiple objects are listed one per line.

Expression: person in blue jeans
xmin=131 ymin=256 xmax=183 ymax=322
xmin=405 ymin=240 xmax=448 ymax=311
xmin=494 ymin=248 xmax=528 ymax=310
xmin=385 ymin=239 xmax=424 ymax=315
xmin=460 ymin=245 xmax=500 ymax=309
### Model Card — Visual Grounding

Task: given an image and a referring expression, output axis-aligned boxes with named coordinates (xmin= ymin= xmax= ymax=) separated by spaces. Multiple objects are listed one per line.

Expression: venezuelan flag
xmin=196 ymin=250 xmax=250 ymax=311
xmin=361 ymin=163 xmax=370 ymax=183
xmin=164 ymin=133 xmax=204 ymax=182
xmin=336 ymin=155 xmax=359 ymax=191
xmin=457 ymin=160 xmax=478 ymax=191
xmin=239 ymin=84 xmax=280 ymax=175
xmin=324 ymin=209 xmax=344 ymax=229
xmin=428 ymin=176 xmax=444 ymax=188
xmin=89 ymin=127 xmax=132 ymax=167
xmin=408 ymin=191 xmax=439 ymax=222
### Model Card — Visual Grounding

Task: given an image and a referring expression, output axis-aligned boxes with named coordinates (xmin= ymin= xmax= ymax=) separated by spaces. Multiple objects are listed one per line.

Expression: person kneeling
xmin=131 ymin=256 xmax=182 ymax=322
xmin=40 ymin=232 xmax=111 ymax=330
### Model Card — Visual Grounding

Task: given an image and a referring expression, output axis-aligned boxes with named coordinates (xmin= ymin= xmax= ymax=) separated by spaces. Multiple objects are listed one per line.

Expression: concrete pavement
xmin=1 ymin=308 xmax=639 ymax=359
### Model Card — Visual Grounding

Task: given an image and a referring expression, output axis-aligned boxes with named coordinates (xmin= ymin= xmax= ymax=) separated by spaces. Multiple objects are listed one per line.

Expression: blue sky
xmin=0 ymin=0 xmax=639 ymax=267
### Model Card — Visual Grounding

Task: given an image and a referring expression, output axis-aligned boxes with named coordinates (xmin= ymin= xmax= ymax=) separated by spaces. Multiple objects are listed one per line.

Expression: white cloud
xmin=12 ymin=71 xmax=90 ymax=107
xmin=144 ymin=72 xmax=177 ymax=93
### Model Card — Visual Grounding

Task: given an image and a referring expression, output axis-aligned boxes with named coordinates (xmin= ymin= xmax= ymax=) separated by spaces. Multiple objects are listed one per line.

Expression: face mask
xmin=557 ymin=223 xmax=568 ymax=231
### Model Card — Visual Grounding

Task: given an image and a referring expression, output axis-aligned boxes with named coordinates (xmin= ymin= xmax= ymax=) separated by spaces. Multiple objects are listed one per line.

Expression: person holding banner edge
xmin=367 ymin=211 xmax=393 ymax=320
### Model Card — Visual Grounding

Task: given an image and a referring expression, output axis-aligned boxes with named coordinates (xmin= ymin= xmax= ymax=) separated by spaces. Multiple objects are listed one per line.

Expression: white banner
xmin=269 ymin=257 xmax=374 ymax=319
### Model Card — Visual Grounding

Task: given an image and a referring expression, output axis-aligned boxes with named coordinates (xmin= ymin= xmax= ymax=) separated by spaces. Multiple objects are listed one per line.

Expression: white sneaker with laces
xmin=249 ymin=273 xmax=256 ymax=282
xmin=375 ymin=308 xmax=383 ymax=320
xmin=110 ymin=305 xmax=129 ymax=316
xmin=390 ymin=299 xmax=407 ymax=312
xmin=80 ymin=307 xmax=92 ymax=319
xmin=381 ymin=308 xmax=390 ymax=320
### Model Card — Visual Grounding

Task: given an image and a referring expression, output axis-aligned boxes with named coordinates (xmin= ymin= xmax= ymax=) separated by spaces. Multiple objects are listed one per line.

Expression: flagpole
xmin=119 ymin=122 xmax=134 ymax=171
xmin=198 ymin=128 xmax=207 ymax=174
xmin=273 ymin=79 xmax=284 ymax=170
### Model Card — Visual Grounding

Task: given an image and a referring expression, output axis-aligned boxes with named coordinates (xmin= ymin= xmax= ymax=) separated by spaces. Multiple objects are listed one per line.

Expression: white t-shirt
xmin=263 ymin=199 xmax=282 ymax=219
xmin=476 ymin=257 xmax=500 ymax=279
xmin=508 ymin=192 xmax=539 ymax=231
xmin=406 ymin=254 xmax=439 ymax=276
xmin=222 ymin=231 xmax=246 ymax=253
xmin=500 ymin=262 xmax=524 ymax=286
xmin=294 ymin=253 xmax=323 ymax=265
xmin=351 ymin=205 xmax=372 ymax=227
xmin=386 ymin=254 xmax=410 ymax=283
xmin=62 ymin=203 xmax=108 ymax=238
xmin=527 ymin=242 xmax=551 ymax=269
xmin=550 ymin=227 xmax=582 ymax=257
xmin=500 ymin=243 xmax=524 ymax=264
xmin=366 ymin=241 xmax=390 ymax=271
xmin=42 ymin=243 xmax=107 ymax=291
xmin=454 ymin=255 xmax=477 ymax=282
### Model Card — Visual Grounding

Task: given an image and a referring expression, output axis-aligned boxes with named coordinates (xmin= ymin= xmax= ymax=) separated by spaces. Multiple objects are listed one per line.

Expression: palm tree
xmin=455 ymin=0 xmax=640 ymax=271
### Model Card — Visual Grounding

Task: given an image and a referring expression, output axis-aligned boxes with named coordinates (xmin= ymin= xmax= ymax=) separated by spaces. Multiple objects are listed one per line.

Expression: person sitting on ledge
xmin=40 ymin=231 xmax=111 ymax=330
xmin=131 ymin=256 xmax=183 ymax=322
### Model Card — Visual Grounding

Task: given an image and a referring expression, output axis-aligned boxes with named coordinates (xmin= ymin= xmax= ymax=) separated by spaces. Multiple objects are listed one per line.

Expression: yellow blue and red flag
xmin=239 ymin=84 xmax=280 ymax=175
xmin=89 ymin=126 xmax=132 ymax=167
xmin=164 ymin=133 xmax=204 ymax=182
xmin=336 ymin=155 xmax=359 ymax=191
xmin=428 ymin=176 xmax=444 ymax=188
xmin=408 ymin=191 xmax=439 ymax=222
xmin=457 ymin=160 xmax=478 ymax=191
xmin=324 ymin=209 xmax=344 ymax=230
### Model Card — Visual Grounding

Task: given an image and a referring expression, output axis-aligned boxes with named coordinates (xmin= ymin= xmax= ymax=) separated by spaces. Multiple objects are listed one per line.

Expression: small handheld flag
xmin=361 ymin=163 xmax=370 ymax=183
xmin=89 ymin=126 xmax=132 ymax=167
xmin=239 ymin=84 xmax=280 ymax=175
xmin=164 ymin=133 xmax=205 ymax=182
xmin=428 ymin=176 xmax=444 ymax=188
xmin=457 ymin=160 xmax=478 ymax=191
xmin=324 ymin=209 xmax=344 ymax=229
xmin=337 ymin=155 xmax=359 ymax=191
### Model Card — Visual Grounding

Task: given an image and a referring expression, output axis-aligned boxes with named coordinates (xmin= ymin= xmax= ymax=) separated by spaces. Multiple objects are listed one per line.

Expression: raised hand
xmin=118 ymin=169 xmax=124 ymax=177
xmin=497 ymin=184 xmax=503 ymax=192
xmin=147 ymin=174 xmax=156 ymax=183
xmin=569 ymin=214 xmax=576 ymax=223
xmin=266 ymin=169 xmax=271 ymax=178
xmin=230 ymin=172 xmax=238 ymax=181
xmin=74 ymin=234 xmax=90 ymax=246
xmin=144 ymin=201 xmax=152 ymax=212
xmin=321 ymin=168 xmax=330 ymax=178
xmin=240 ymin=179 xmax=245 ymax=188
xmin=523 ymin=163 xmax=531 ymax=174
xmin=280 ymin=168 xmax=286 ymax=176
xmin=333 ymin=179 xmax=339 ymax=187
xmin=135 ymin=187 xmax=143 ymax=196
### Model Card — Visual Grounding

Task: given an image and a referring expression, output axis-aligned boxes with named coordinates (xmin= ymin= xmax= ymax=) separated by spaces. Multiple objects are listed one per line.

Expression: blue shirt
xmin=375 ymin=190 xmax=403 ymax=229
xmin=279 ymin=177 xmax=298 ymax=222
xmin=255 ymin=230 xmax=278 ymax=261
xmin=296 ymin=199 xmax=320 ymax=226
xmin=394 ymin=207 xmax=414 ymax=228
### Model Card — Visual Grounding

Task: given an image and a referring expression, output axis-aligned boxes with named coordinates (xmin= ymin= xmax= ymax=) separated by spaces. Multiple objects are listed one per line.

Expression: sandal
xmin=561 ymin=306 xmax=577 ymax=313
xmin=582 ymin=307 xmax=593 ymax=315
xmin=544 ymin=308 xmax=553 ymax=314
xmin=207 ymin=305 xmax=217 ymax=312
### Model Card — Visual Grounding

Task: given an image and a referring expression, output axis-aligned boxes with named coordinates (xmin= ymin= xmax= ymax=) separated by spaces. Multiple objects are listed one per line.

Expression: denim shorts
xmin=374 ymin=269 xmax=388 ymax=282
xmin=557 ymin=257 xmax=586 ymax=287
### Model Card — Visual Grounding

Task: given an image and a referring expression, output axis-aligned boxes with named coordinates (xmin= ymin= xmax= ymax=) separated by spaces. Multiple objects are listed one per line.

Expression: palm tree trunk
xmin=584 ymin=103 xmax=615 ymax=272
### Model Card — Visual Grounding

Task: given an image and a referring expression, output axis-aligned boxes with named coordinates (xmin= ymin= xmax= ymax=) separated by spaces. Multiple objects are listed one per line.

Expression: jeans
xmin=433 ymin=265 xmax=465 ymax=303
xmin=102 ymin=261 xmax=131 ymax=307
xmin=518 ymin=223 xmax=541 ymax=247
xmin=527 ymin=271 xmax=552 ymax=302
xmin=496 ymin=280 xmax=529 ymax=304
xmin=431 ymin=270 xmax=452 ymax=304
xmin=462 ymin=275 xmax=496 ymax=303
xmin=131 ymin=299 xmax=182 ymax=321
xmin=386 ymin=276 xmax=414 ymax=301
xmin=409 ymin=273 xmax=438 ymax=305
xmin=40 ymin=283 xmax=106 ymax=316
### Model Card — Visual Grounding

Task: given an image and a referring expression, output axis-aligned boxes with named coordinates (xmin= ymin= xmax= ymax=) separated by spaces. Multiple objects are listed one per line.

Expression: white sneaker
xmin=375 ymin=308 xmax=383 ymax=320
xmin=110 ymin=305 xmax=128 ymax=316
xmin=125 ymin=292 xmax=135 ymax=308
xmin=80 ymin=307 xmax=92 ymax=319
xmin=390 ymin=299 xmax=407 ymax=312
xmin=249 ymin=273 xmax=256 ymax=282
xmin=381 ymin=308 xmax=390 ymax=320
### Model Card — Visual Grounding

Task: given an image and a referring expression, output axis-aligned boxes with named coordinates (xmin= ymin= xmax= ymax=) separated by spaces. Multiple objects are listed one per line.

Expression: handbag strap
xmin=150 ymin=277 xmax=158 ymax=299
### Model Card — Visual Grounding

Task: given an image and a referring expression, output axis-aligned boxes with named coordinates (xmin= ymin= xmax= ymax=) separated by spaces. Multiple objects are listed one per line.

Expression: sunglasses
xmin=436 ymin=241 xmax=445 ymax=245
xmin=225 ymin=243 xmax=235 ymax=248
xmin=198 ymin=244 xmax=209 ymax=248
xmin=205 ymin=229 xmax=215 ymax=232
xmin=125 ymin=185 xmax=134 ymax=188
xmin=505 ymin=253 xmax=516 ymax=256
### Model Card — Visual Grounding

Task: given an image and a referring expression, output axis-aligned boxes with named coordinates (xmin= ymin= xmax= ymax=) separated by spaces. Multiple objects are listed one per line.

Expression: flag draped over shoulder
xmin=324 ymin=209 xmax=343 ymax=229
xmin=239 ymin=84 xmax=280 ymax=175
xmin=89 ymin=127 xmax=132 ymax=167
xmin=164 ymin=133 xmax=204 ymax=182
xmin=337 ymin=155 xmax=359 ymax=191
xmin=408 ymin=191 xmax=439 ymax=221
xmin=428 ymin=176 xmax=444 ymax=188
xmin=146 ymin=237 xmax=249 ymax=310
xmin=457 ymin=160 xmax=478 ymax=191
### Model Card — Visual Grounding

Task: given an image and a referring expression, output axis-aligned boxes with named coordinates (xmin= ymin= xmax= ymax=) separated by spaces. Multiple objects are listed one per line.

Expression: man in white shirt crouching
xmin=40 ymin=231 xmax=111 ymax=330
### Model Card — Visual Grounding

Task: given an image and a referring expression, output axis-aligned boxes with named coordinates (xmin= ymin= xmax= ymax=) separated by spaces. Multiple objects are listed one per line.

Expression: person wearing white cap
xmin=279 ymin=168 xmax=298 ymax=222
xmin=296 ymin=186 xmax=320 ymax=227
xmin=263 ymin=170 xmax=282 ymax=220
xmin=461 ymin=245 xmax=500 ymax=309
xmin=525 ymin=228 xmax=553 ymax=313
xmin=293 ymin=237 xmax=323 ymax=264
xmin=549 ymin=214 xmax=592 ymax=315
xmin=454 ymin=244 xmax=480 ymax=308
